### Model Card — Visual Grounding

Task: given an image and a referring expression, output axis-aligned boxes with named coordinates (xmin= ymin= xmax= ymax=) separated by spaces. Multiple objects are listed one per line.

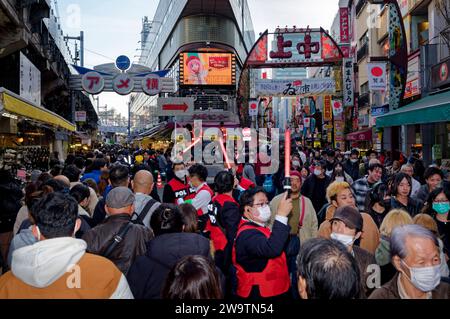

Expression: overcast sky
xmin=58 ymin=0 xmax=340 ymax=117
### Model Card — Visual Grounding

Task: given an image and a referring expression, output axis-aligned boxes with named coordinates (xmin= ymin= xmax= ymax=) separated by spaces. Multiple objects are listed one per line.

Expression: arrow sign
xmin=162 ymin=103 xmax=189 ymax=112
xmin=157 ymin=97 xmax=194 ymax=116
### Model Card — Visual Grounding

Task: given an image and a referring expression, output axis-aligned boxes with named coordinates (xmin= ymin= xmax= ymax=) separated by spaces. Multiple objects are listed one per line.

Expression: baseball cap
xmin=330 ymin=206 xmax=363 ymax=231
xmin=106 ymin=186 xmax=135 ymax=209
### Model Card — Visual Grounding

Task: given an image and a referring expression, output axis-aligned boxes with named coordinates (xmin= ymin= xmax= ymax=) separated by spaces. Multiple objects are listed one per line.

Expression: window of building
xmin=359 ymin=31 xmax=369 ymax=47
xmin=360 ymin=81 xmax=369 ymax=95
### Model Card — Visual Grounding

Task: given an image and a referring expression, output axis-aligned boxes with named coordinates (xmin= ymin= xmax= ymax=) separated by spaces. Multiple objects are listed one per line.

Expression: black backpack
xmin=131 ymin=198 xmax=158 ymax=226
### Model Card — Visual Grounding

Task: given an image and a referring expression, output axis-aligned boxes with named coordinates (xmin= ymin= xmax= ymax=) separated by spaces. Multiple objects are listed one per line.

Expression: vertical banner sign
xmin=332 ymin=99 xmax=343 ymax=116
xmin=334 ymin=120 xmax=345 ymax=151
xmin=343 ymin=58 xmax=355 ymax=107
xmin=323 ymin=95 xmax=332 ymax=121
xmin=249 ymin=99 xmax=258 ymax=116
xmin=367 ymin=63 xmax=387 ymax=90
xmin=339 ymin=7 xmax=350 ymax=44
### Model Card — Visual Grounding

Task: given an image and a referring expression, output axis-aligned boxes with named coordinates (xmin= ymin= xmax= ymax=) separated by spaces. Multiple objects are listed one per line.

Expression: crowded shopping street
xmin=0 ymin=0 xmax=449 ymax=306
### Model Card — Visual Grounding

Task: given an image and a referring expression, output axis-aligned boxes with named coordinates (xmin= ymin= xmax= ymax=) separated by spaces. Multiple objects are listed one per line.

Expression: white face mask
xmin=292 ymin=160 xmax=300 ymax=167
xmin=314 ymin=169 xmax=322 ymax=176
xmin=351 ymin=158 xmax=358 ymax=163
xmin=401 ymin=260 xmax=441 ymax=292
xmin=335 ymin=176 xmax=345 ymax=183
xmin=330 ymin=232 xmax=355 ymax=246
xmin=256 ymin=205 xmax=272 ymax=223
xmin=175 ymin=169 xmax=187 ymax=180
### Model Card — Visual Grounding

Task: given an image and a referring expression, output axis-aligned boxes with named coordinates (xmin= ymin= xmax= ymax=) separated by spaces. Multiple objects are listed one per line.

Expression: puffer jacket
xmin=82 ymin=214 xmax=153 ymax=275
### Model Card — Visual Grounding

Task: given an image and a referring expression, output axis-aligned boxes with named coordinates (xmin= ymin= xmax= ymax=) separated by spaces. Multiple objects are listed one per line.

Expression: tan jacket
xmin=317 ymin=206 xmax=380 ymax=254
xmin=269 ymin=193 xmax=318 ymax=243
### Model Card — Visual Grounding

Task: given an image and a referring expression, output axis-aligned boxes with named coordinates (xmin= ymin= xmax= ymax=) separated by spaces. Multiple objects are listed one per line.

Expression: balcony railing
xmin=356 ymin=0 xmax=367 ymax=16
xmin=357 ymin=42 xmax=369 ymax=62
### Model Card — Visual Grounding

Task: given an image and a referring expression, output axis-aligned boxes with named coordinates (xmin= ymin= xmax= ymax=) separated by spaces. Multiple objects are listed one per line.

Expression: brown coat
xmin=83 ymin=213 xmax=153 ymax=274
xmin=369 ymin=273 xmax=450 ymax=299
xmin=318 ymin=207 xmax=380 ymax=254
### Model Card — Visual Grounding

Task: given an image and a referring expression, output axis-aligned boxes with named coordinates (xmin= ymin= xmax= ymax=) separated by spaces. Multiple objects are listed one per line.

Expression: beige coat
xmin=269 ymin=193 xmax=318 ymax=243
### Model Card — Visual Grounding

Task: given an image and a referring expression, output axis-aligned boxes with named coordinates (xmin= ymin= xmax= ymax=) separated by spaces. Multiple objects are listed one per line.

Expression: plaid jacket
xmin=352 ymin=176 xmax=373 ymax=212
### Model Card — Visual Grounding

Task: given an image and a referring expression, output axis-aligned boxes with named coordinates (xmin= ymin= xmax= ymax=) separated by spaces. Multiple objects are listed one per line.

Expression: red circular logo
xmin=333 ymin=102 xmax=341 ymax=108
xmin=250 ymin=103 xmax=257 ymax=109
xmin=440 ymin=63 xmax=448 ymax=82
xmin=371 ymin=67 xmax=383 ymax=77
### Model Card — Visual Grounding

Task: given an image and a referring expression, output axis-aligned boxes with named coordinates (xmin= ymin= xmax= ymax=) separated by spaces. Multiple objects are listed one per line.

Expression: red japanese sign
xmin=323 ymin=96 xmax=332 ymax=122
xmin=340 ymin=7 xmax=350 ymax=44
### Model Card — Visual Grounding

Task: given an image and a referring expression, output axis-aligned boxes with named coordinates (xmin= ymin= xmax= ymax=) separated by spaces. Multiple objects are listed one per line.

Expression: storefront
xmin=346 ymin=128 xmax=373 ymax=151
xmin=376 ymin=89 xmax=450 ymax=165
xmin=0 ymin=88 xmax=75 ymax=174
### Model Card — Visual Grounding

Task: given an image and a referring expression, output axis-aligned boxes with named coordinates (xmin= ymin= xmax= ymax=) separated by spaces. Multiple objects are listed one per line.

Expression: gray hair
xmin=400 ymin=163 xmax=413 ymax=172
xmin=390 ymin=224 xmax=439 ymax=259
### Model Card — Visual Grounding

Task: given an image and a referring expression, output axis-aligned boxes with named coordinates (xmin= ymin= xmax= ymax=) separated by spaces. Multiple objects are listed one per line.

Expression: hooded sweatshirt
xmin=7 ymin=227 xmax=37 ymax=267
xmin=0 ymin=237 xmax=133 ymax=299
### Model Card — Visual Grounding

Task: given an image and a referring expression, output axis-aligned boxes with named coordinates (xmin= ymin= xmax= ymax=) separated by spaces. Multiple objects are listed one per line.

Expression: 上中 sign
xmin=367 ymin=63 xmax=387 ymax=91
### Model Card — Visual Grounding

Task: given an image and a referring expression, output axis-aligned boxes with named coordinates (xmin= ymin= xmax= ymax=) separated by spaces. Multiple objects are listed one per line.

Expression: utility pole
xmin=65 ymin=31 xmax=85 ymax=124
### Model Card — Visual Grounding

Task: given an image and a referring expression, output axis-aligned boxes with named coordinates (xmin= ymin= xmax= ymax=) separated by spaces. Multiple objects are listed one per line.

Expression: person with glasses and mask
xmin=233 ymin=188 xmax=292 ymax=300
xmin=370 ymin=224 xmax=450 ymax=299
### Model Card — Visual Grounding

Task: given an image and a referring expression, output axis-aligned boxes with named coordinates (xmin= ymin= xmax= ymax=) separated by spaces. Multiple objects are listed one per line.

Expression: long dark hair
xmin=390 ymin=172 xmax=412 ymax=197
xmin=422 ymin=187 xmax=450 ymax=217
xmin=162 ymin=255 xmax=223 ymax=299
xmin=330 ymin=162 xmax=348 ymax=183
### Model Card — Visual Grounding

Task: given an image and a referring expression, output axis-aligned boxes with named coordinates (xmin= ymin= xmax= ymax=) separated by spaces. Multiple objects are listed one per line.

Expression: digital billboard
xmin=181 ymin=52 xmax=234 ymax=86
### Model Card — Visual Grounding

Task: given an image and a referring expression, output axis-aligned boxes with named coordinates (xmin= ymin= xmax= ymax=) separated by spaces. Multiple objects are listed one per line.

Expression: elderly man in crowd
xmin=370 ymin=224 xmax=450 ymax=299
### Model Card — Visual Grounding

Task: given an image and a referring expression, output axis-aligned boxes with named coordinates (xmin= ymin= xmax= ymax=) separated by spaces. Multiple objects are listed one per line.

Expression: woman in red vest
xmin=162 ymin=161 xmax=196 ymax=204
xmin=233 ymin=188 xmax=292 ymax=300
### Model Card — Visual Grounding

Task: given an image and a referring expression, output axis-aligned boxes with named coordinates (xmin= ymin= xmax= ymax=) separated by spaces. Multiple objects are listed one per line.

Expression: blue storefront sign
xmin=371 ymin=105 xmax=389 ymax=117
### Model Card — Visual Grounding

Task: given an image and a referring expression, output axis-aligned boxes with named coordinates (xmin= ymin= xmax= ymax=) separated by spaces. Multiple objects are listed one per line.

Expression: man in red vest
xmin=233 ymin=188 xmax=292 ymax=300
xmin=162 ymin=161 xmax=196 ymax=204
xmin=186 ymin=164 xmax=213 ymax=215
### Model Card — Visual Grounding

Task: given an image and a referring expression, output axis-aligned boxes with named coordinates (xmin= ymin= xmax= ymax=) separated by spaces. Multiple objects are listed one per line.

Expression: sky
xmin=58 ymin=0 xmax=340 ymax=117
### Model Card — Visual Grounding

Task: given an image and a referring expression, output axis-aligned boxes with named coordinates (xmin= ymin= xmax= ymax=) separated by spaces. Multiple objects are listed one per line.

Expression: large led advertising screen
xmin=182 ymin=52 xmax=233 ymax=86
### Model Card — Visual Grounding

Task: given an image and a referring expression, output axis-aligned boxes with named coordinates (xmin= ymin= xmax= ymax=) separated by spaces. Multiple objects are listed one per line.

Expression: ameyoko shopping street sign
xmin=69 ymin=56 xmax=175 ymax=96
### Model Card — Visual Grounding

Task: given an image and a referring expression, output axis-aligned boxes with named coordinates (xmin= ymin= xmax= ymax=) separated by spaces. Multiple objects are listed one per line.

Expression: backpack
xmin=263 ymin=175 xmax=274 ymax=193
xmin=131 ymin=198 xmax=158 ymax=226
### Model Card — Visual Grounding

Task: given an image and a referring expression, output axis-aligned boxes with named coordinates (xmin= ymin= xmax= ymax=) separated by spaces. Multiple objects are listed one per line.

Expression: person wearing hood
xmin=233 ymin=188 xmax=292 ymax=300
xmin=126 ymin=204 xmax=212 ymax=299
xmin=0 ymin=192 xmax=133 ymax=299
xmin=370 ymin=225 xmax=450 ymax=299
xmin=162 ymin=161 xmax=195 ymax=204
xmin=344 ymin=149 xmax=360 ymax=182
xmin=329 ymin=205 xmax=377 ymax=298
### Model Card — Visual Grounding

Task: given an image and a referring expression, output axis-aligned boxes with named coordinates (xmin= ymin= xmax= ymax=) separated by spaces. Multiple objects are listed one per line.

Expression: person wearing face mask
xmin=163 ymin=161 xmax=196 ymax=204
xmin=233 ymin=188 xmax=292 ymax=299
xmin=330 ymin=162 xmax=353 ymax=185
xmin=291 ymin=155 xmax=302 ymax=172
xmin=369 ymin=224 xmax=450 ymax=299
xmin=325 ymin=149 xmax=336 ymax=176
xmin=366 ymin=183 xmax=389 ymax=228
xmin=301 ymin=160 xmax=331 ymax=213
xmin=317 ymin=181 xmax=380 ymax=254
xmin=0 ymin=192 xmax=134 ymax=299
xmin=422 ymin=187 xmax=450 ymax=258
xmin=344 ymin=149 xmax=361 ymax=182
xmin=330 ymin=205 xmax=377 ymax=298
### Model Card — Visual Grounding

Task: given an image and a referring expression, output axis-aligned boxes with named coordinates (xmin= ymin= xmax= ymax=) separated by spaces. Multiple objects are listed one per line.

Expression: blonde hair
xmin=380 ymin=209 xmax=413 ymax=237
xmin=326 ymin=181 xmax=352 ymax=203
xmin=413 ymin=213 xmax=439 ymax=235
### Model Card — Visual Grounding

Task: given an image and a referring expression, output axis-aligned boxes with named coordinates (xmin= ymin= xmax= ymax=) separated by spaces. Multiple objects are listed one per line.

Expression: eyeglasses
xmin=254 ymin=202 xmax=269 ymax=208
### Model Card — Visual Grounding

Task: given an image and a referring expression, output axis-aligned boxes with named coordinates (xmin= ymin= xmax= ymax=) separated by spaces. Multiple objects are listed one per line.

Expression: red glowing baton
xmin=284 ymin=129 xmax=292 ymax=197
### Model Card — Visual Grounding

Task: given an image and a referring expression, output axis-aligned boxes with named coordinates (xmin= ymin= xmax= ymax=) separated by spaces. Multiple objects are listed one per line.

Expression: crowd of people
xmin=0 ymin=143 xmax=449 ymax=300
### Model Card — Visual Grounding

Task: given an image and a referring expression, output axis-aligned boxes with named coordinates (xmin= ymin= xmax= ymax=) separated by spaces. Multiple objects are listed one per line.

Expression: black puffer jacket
xmin=82 ymin=213 xmax=153 ymax=275
xmin=0 ymin=180 xmax=23 ymax=233
xmin=126 ymin=232 xmax=211 ymax=299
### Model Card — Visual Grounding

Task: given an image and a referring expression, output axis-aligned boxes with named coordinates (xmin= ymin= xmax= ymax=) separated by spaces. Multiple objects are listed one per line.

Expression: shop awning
xmin=0 ymin=88 xmax=76 ymax=132
xmin=346 ymin=128 xmax=373 ymax=141
xmin=376 ymin=90 xmax=450 ymax=128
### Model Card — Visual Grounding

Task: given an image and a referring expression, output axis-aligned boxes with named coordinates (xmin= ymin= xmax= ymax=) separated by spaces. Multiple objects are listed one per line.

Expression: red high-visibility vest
xmin=205 ymin=194 xmax=238 ymax=252
xmin=232 ymin=220 xmax=290 ymax=298
xmin=167 ymin=178 xmax=196 ymax=204
xmin=195 ymin=183 xmax=214 ymax=216
xmin=239 ymin=177 xmax=255 ymax=190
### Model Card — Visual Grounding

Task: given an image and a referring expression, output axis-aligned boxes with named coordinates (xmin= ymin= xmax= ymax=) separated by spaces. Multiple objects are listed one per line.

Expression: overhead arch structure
xmin=237 ymin=0 xmax=408 ymax=127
